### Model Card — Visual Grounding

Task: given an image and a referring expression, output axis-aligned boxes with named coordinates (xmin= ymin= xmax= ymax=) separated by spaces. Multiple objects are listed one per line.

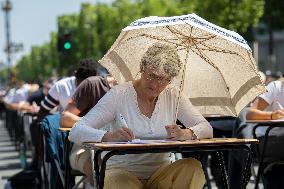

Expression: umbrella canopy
xmin=99 ymin=13 xmax=266 ymax=117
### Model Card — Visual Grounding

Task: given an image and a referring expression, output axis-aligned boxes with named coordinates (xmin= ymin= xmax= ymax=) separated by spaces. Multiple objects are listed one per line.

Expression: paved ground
xmin=0 ymin=119 xmax=23 ymax=188
xmin=0 ymin=118 xmax=263 ymax=189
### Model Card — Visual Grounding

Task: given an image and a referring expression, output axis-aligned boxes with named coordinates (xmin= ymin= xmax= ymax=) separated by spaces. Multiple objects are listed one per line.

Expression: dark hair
xmin=75 ymin=58 xmax=98 ymax=81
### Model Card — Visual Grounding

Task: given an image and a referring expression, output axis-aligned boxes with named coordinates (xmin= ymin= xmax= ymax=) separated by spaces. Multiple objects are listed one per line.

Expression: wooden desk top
xmin=246 ymin=119 xmax=284 ymax=124
xmin=83 ymin=138 xmax=258 ymax=151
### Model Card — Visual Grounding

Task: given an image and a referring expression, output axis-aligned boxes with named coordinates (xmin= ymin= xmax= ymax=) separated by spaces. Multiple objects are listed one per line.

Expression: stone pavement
xmin=0 ymin=119 xmax=23 ymax=188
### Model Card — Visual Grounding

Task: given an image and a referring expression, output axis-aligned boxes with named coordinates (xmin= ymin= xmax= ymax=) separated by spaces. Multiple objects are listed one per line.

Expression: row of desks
xmin=61 ymin=118 xmax=284 ymax=189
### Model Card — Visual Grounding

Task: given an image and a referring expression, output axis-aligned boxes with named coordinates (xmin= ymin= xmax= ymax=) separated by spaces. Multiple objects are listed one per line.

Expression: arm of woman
xmin=68 ymin=88 xmax=117 ymax=145
xmin=68 ymin=87 xmax=135 ymax=144
xmin=177 ymin=93 xmax=213 ymax=139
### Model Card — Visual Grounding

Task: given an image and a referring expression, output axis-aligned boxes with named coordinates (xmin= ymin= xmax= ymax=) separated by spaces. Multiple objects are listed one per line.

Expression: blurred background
xmin=0 ymin=0 xmax=283 ymax=87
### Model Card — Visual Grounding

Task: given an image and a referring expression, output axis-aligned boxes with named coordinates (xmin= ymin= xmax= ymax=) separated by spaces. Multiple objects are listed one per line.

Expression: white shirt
xmin=259 ymin=80 xmax=284 ymax=111
xmin=41 ymin=76 xmax=76 ymax=112
xmin=4 ymin=86 xmax=29 ymax=104
xmin=3 ymin=88 xmax=16 ymax=103
xmin=69 ymin=82 xmax=213 ymax=179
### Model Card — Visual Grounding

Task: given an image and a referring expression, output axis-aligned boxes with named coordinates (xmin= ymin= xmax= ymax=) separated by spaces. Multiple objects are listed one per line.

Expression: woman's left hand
xmin=165 ymin=125 xmax=194 ymax=141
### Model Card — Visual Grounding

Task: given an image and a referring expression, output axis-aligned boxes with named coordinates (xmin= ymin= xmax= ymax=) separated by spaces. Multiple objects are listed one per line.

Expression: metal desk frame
xmin=248 ymin=120 xmax=284 ymax=189
xmin=84 ymin=138 xmax=258 ymax=189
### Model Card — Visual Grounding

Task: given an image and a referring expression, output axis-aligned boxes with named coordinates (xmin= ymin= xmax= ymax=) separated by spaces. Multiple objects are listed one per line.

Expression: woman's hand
xmin=101 ymin=127 xmax=135 ymax=142
xmin=271 ymin=109 xmax=284 ymax=120
xmin=165 ymin=125 xmax=195 ymax=141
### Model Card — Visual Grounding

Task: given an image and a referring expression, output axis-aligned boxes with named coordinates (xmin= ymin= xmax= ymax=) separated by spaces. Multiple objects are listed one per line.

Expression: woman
xmin=69 ymin=43 xmax=213 ymax=189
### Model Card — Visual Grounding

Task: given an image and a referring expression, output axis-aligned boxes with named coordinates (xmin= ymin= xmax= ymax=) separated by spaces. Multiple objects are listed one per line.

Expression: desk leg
xmin=241 ymin=145 xmax=253 ymax=189
xmin=64 ymin=137 xmax=71 ymax=189
xmin=98 ymin=151 xmax=119 ymax=189
xmin=216 ymin=151 xmax=229 ymax=189
xmin=94 ymin=150 xmax=102 ymax=189
xmin=254 ymin=126 xmax=273 ymax=189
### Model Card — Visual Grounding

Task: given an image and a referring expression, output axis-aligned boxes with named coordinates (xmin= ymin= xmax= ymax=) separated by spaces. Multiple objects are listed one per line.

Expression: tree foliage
xmin=264 ymin=0 xmax=284 ymax=30
xmin=5 ymin=0 xmax=265 ymax=82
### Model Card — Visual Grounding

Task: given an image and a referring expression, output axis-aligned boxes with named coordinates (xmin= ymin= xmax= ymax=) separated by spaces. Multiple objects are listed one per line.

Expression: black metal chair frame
xmin=252 ymin=123 xmax=284 ymax=189
xmin=62 ymin=130 xmax=85 ymax=189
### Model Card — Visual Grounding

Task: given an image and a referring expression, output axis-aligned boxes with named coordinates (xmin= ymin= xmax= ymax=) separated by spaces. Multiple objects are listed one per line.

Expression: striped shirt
xmin=40 ymin=76 xmax=76 ymax=112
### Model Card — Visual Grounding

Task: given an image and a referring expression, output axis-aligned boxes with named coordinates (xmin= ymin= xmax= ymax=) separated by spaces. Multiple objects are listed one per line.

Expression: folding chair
xmin=40 ymin=113 xmax=85 ymax=189
xmin=60 ymin=128 xmax=85 ymax=189
xmin=40 ymin=113 xmax=66 ymax=188
xmin=252 ymin=124 xmax=284 ymax=189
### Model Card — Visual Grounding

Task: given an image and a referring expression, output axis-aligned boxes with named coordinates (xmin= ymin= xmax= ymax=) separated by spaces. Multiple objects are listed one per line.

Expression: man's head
xmin=75 ymin=58 xmax=98 ymax=85
xmin=42 ymin=79 xmax=53 ymax=96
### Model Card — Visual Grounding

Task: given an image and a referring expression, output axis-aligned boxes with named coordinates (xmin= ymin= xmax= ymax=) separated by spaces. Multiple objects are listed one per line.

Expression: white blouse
xmin=69 ymin=82 xmax=213 ymax=179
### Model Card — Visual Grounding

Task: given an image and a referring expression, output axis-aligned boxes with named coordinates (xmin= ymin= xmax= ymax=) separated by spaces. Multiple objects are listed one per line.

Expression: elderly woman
xmin=69 ymin=43 xmax=213 ymax=189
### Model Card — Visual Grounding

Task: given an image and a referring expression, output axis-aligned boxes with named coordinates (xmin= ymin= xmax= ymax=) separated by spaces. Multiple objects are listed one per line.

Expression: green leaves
xmin=10 ymin=0 xmax=265 ymax=82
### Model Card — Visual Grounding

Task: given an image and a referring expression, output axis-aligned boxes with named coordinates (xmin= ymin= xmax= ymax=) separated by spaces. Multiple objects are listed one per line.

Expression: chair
xmin=40 ymin=113 xmax=66 ymax=188
xmin=60 ymin=128 xmax=85 ymax=189
xmin=252 ymin=123 xmax=284 ymax=189
xmin=40 ymin=113 xmax=85 ymax=189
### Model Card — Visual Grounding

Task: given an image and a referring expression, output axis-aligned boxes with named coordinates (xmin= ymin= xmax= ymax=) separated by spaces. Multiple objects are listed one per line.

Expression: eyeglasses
xmin=142 ymin=71 xmax=172 ymax=85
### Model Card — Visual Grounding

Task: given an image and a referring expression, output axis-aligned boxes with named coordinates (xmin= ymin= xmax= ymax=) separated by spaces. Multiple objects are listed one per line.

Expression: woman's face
xmin=140 ymin=68 xmax=172 ymax=98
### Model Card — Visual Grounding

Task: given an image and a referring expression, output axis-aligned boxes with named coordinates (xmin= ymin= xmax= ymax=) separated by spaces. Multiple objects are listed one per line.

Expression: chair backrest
xmin=256 ymin=127 xmax=284 ymax=161
xmin=40 ymin=113 xmax=67 ymax=189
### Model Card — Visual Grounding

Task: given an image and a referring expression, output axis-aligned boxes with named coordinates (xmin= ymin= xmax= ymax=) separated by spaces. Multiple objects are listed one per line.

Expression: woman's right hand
xmin=271 ymin=109 xmax=284 ymax=120
xmin=101 ymin=127 xmax=135 ymax=142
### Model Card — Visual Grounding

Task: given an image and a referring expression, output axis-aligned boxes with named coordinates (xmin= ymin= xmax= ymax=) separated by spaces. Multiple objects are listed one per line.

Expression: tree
xmin=177 ymin=0 xmax=264 ymax=34
xmin=57 ymin=14 xmax=79 ymax=75
xmin=10 ymin=0 xmax=265 ymax=82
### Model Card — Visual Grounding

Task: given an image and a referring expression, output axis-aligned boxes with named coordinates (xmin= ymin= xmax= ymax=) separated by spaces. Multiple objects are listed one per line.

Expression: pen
xmin=119 ymin=114 xmax=135 ymax=142
xmin=119 ymin=114 xmax=129 ymax=128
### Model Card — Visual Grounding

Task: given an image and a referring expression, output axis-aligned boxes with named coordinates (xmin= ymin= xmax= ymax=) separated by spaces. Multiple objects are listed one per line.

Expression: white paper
xmin=105 ymin=139 xmax=179 ymax=144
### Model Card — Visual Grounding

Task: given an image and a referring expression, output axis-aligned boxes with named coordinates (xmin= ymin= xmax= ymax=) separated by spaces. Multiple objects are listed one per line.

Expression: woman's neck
xmin=133 ymin=80 xmax=157 ymax=103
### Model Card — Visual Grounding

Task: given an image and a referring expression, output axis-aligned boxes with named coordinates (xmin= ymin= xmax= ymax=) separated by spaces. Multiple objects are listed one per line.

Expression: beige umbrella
xmin=99 ymin=13 xmax=266 ymax=117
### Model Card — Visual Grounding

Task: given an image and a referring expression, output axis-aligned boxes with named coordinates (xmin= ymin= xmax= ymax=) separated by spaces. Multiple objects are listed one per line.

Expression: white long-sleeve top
xmin=69 ymin=82 xmax=213 ymax=179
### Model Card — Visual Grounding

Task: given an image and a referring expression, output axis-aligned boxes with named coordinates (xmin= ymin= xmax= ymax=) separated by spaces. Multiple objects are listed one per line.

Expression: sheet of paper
xmin=105 ymin=139 xmax=180 ymax=144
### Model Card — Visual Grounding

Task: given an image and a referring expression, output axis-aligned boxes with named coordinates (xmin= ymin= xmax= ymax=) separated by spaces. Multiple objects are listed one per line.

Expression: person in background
xmin=60 ymin=75 xmax=117 ymax=189
xmin=37 ymin=58 xmax=99 ymax=122
xmin=246 ymin=77 xmax=284 ymax=188
xmin=23 ymin=80 xmax=53 ymax=169
xmin=30 ymin=58 xmax=98 ymax=170
xmin=247 ymin=78 xmax=284 ymax=120
xmin=3 ymin=81 xmax=35 ymax=111
xmin=13 ymin=81 xmax=52 ymax=113
xmin=230 ymin=77 xmax=284 ymax=189
xmin=69 ymin=43 xmax=213 ymax=189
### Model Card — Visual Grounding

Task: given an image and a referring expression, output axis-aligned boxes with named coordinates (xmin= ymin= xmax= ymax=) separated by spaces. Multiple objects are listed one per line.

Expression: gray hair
xmin=140 ymin=43 xmax=181 ymax=78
